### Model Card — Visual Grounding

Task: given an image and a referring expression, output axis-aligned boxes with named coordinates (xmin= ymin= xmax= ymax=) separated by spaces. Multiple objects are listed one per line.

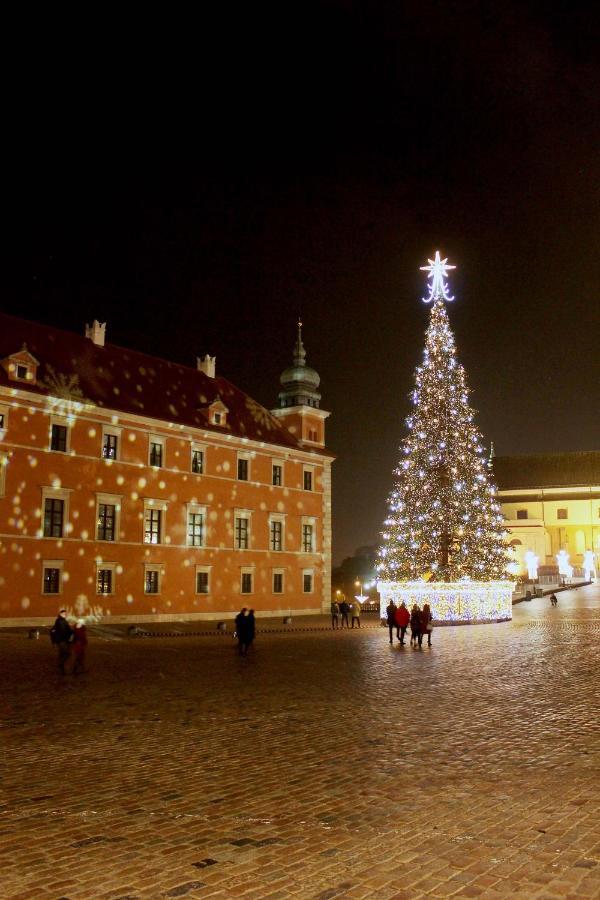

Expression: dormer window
xmin=1 ymin=348 xmax=40 ymax=385
xmin=214 ymin=412 xmax=222 ymax=425
xmin=206 ymin=399 xmax=229 ymax=427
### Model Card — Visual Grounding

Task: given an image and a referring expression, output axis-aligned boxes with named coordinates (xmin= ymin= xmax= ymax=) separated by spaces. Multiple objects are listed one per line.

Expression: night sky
xmin=16 ymin=1 xmax=600 ymax=563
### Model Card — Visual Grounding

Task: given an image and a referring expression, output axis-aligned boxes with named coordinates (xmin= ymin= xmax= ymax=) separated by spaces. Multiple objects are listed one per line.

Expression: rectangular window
xmin=235 ymin=516 xmax=249 ymax=549
xmin=273 ymin=572 xmax=283 ymax=594
xmin=272 ymin=464 xmax=282 ymax=486
xmin=241 ymin=572 xmax=253 ymax=594
xmin=303 ymin=571 xmax=313 ymax=593
xmin=149 ymin=441 xmax=163 ymax=467
xmin=0 ymin=412 xmax=5 ymax=429
xmin=97 ymin=568 xmax=113 ymax=594
xmin=50 ymin=423 xmax=67 ymax=452
xmin=237 ymin=457 xmax=249 ymax=481
xmin=145 ymin=569 xmax=160 ymax=594
xmin=557 ymin=508 xmax=568 ymax=520
xmin=188 ymin=511 xmax=204 ymax=547
xmin=196 ymin=570 xmax=209 ymax=594
xmin=97 ymin=503 xmax=116 ymax=541
xmin=16 ymin=364 xmax=28 ymax=380
xmin=302 ymin=523 xmax=314 ymax=553
xmin=270 ymin=520 xmax=283 ymax=551
xmin=43 ymin=567 xmax=61 ymax=594
xmin=102 ymin=433 xmax=118 ymax=460
xmin=516 ymin=509 xmax=528 ymax=520
xmin=144 ymin=508 xmax=162 ymax=544
xmin=303 ymin=469 xmax=313 ymax=491
xmin=191 ymin=448 xmax=204 ymax=474
xmin=213 ymin=412 xmax=222 ymax=425
xmin=43 ymin=498 xmax=64 ymax=537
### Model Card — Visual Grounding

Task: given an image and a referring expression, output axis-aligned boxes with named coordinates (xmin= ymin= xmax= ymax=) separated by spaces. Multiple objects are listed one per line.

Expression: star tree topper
xmin=420 ymin=250 xmax=456 ymax=303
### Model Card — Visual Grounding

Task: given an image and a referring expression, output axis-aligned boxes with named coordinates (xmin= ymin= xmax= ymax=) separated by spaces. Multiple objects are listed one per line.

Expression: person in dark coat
xmin=395 ymin=601 xmax=410 ymax=645
xmin=421 ymin=603 xmax=433 ymax=647
xmin=72 ymin=619 xmax=88 ymax=674
xmin=339 ymin=600 xmax=350 ymax=629
xmin=51 ymin=609 xmax=73 ymax=674
xmin=245 ymin=609 xmax=256 ymax=654
xmin=331 ymin=600 xmax=340 ymax=629
xmin=235 ymin=607 xmax=248 ymax=655
xmin=385 ymin=600 xmax=397 ymax=644
xmin=410 ymin=604 xmax=421 ymax=648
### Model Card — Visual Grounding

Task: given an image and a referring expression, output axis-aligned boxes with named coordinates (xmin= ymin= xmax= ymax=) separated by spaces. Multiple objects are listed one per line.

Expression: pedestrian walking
xmin=410 ymin=603 xmax=421 ymax=648
xmin=395 ymin=601 xmax=410 ymax=645
xmin=386 ymin=600 xmax=397 ymax=644
xmin=421 ymin=603 xmax=433 ymax=647
xmin=245 ymin=609 xmax=256 ymax=654
xmin=331 ymin=600 xmax=340 ymax=629
xmin=50 ymin=609 xmax=73 ymax=674
xmin=235 ymin=607 xmax=248 ymax=655
xmin=339 ymin=600 xmax=350 ymax=629
xmin=550 ymin=593 xmax=558 ymax=607
xmin=72 ymin=619 xmax=88 ymax=674
xmin=351 ymin=599 xmax=361 ymax=628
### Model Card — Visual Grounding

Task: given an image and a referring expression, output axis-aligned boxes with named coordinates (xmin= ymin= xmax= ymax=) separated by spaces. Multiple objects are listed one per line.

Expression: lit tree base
xmin=377 ymin=580 xmax=514 ymax=624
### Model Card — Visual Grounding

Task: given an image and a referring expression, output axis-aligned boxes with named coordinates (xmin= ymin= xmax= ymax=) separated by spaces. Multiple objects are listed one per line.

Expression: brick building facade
xmin=0 ymin=313 xmax=333 ymax=624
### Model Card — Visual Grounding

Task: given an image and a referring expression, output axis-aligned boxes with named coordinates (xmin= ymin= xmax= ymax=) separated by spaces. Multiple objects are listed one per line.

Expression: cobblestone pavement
xmin=1 ymin=585 xmax=599 ymax=900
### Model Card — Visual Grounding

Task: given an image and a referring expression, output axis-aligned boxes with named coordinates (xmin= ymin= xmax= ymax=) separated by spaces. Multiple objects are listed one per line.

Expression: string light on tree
xmin=377 ymin=251 xmax=513 ymax=623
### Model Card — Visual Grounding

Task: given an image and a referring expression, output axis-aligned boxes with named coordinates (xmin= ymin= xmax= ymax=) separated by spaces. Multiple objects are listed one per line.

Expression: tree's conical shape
xmin=377 ymin=300 xmax=507 ymax=583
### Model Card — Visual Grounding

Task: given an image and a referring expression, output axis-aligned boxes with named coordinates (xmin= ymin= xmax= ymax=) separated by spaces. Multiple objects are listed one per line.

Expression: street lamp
xmin=354 ymin=580 xmax=368 ymax=604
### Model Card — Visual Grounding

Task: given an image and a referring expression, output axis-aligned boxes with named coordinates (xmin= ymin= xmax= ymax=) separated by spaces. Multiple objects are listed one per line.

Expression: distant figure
xmin=351 ymin=600 xmax=361 ymax=628
xmin=72 ymin=619 xmax=88 ymax=674
xmin=339 ymin=600 xmax=350 ymax=629
xmin=386 ymin=600 xmax=397 ymax=644
xmin=550 ymin=593 xmax=558 ymax=607
xmin=50 ymin=609 xmax=73 ymax=675
xmin=331 ymin=600 xmax=340 ymax=629
xmin=235 ymin=607 xmax=248 ymax=655
xmin=410 ymin=604 xmax=421 ymax=648
xmin=246 ymin=609 xmax=256 ymax=654
xmin=421 ymin=603 xmax=433 ymax=647
xmin=395 ymin=601 xmax=410 ymax=645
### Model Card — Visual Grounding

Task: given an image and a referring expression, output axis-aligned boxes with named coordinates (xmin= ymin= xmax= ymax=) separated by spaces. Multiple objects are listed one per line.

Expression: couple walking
xmin=235 ymin=607 xmax=256 ymax=655
xmin=386 ymin=600 xmax=433 ymax=648
xmin=50 ymin=609 xmax=88 ymax=674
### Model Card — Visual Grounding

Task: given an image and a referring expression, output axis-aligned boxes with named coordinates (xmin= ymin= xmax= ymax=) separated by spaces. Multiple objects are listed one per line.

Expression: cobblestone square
xmin=1 ymin=585 xmax=599 ymax=899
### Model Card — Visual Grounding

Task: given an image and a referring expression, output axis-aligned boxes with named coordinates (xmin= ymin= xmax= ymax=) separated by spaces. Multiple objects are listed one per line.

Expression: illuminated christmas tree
xmin=377 ymin=252 xmax=512 ymax=622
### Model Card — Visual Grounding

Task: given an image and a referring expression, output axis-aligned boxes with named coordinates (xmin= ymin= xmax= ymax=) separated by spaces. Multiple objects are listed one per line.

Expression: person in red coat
xmin=394 ymin=601 xmax=410 ymax=645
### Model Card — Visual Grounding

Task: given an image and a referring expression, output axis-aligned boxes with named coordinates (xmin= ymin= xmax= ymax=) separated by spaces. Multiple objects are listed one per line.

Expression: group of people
xmin=50 ymin=609 xmax=88 ymax=674
xmin=330 ymin=598 xmax=361 ymax=628
xmin=234 ymin=607 xmax=256 ymax=655
xmin=386 ymin=599 xmax=433 ymax=648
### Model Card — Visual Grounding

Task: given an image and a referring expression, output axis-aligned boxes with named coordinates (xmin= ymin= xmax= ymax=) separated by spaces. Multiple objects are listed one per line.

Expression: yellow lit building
xmin=493 ymin=452 xmax=600 ymax=575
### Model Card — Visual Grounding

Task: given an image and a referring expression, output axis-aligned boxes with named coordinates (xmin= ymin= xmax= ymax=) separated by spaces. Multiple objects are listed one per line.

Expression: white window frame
xmin=272 ymin=567 xmax=285 ymax=595
xmin=41 ymin=487 xmax=71 ymax=538
xmin=148 ymin=434 xmax=166 ymax=468
xmin=269 ymin=513 xmax=286 ymax=552
xmin=42 ymin=559 xmax=65 ymax=595
xmin=96 ymin=561 xmax=116 ymax=596
xmin=234 ymin=508 xmax=252 ymax=550
xmin=95 ymin=493 xmax=122 ymax=542
xmin=301 ymin=516 xmax=316 ymax=553
xmin=101 ymin=425 xmax=121 ymax=461
xmin=144 ymin=563 xmax=163 ymax=595
xmin=195 ymin=565 xmax=212 ymax=595
xmin=240 ymin=566 xmax=255 ymax=595
xmin=191 ymin=442 xmax=206 ymax=475
xmin=49 ymin=416 xmax=71 ymax=453
xmin=237 ymin=451 xmax=251 ymax=482
xmin=187 ymin=503 xmax=207 ymax=548
xmin=272 ymin=458 xmax=284 ymax=487
xmin=143 ymin=499 xmax=167 ymax=545
xmin=302 ymin=568 xmax=314 ymax=594
xmin=303 ymin=465 xmax=314 ymax=491
xmin=0 ymin=451 xmax=7 ymax=497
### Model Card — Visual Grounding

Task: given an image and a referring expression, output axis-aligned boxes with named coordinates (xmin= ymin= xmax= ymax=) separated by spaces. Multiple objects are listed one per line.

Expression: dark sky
xmin=15 ymin=0 xmax=600 ymax=564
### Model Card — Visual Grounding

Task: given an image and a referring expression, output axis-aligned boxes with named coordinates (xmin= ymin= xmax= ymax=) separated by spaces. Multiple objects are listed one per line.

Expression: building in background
xmin=494 ymin=452 xmax=600 ymax=575
xmin=0 ymin=313 xmax=333 ymax=624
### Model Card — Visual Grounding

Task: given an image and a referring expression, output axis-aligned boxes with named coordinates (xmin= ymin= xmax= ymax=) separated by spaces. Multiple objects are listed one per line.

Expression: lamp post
xmin=354 ymin=580 xmax=368 ymax=604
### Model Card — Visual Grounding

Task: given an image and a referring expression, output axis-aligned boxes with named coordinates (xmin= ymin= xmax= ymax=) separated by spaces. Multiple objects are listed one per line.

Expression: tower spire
xmin=294 ymin=317 xmax=306 ymax=366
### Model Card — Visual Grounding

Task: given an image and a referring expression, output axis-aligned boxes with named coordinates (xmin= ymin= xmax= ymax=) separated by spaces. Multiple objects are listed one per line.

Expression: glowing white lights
xmin=420 ymin=251 xmax=456 ymax=304
xmin=377 ymin=580 xmax=513 ymax=623
xmin=524 ymin=550 xmax=539 ymax=581
xmin=556 ymin=550 xmax=573 ymax=579
xmin=583 ymin=550 xmax=597 ymax=582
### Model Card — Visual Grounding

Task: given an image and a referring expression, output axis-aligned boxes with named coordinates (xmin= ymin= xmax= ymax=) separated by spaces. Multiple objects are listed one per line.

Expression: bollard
xmin=28 ymin=628 xmax=40 ymax=640
xmin=217 ymin=621 xmax=227 ymax=632
xmin=283 ymin=616 xmax=292 ymax=625
xmin=128 ymin=625 xmax=140 ymax=637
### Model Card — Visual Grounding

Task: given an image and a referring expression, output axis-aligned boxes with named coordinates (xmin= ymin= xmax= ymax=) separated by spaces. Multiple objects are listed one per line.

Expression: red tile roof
xmin=0 ymin=311 xmax=322 ymax=453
